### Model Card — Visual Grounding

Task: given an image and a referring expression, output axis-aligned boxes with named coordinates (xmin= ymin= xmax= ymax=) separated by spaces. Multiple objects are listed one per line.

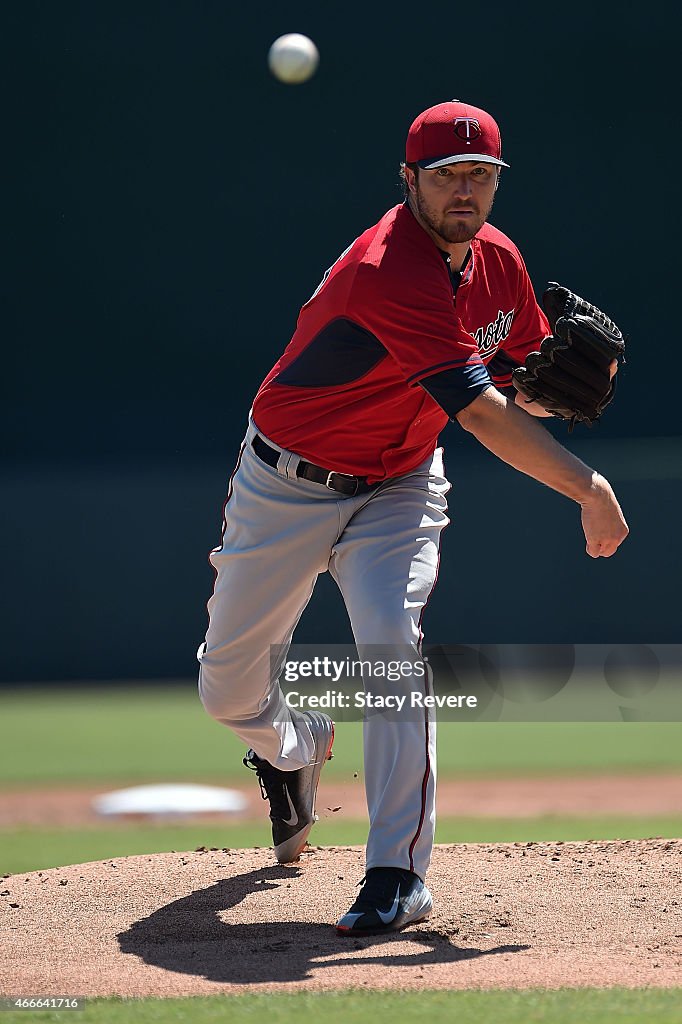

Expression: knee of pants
xmin=352 ymin=610 xmax=422 ymax=649
xmin=197 ymin=647 xmax=265 ymax=723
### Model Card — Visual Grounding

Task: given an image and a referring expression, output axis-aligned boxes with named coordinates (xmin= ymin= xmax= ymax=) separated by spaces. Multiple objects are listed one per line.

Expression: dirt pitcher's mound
xmin=1 ymin=842 xmax=681 ymax=996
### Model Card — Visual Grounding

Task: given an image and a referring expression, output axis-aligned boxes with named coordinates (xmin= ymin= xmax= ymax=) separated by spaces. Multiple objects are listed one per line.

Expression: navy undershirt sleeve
xmin=419 ymin=365 xmax=493 ymax=419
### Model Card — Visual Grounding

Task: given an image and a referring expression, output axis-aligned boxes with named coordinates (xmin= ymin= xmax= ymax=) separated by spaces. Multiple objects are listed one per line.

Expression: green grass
xmin=2 ymin=686 xmax=682 ymax=785
xmin=1 ymin=989 xmax=682 ymax=1024
xmin=2 ymin=815 xmax=681 ymax=876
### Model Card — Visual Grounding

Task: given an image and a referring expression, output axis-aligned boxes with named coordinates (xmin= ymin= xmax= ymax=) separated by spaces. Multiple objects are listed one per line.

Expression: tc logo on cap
xmin=453 ymin=117 xmax=481 ymax=143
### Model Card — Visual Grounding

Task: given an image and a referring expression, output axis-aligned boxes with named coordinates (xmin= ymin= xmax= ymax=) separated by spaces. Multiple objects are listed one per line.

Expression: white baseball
xmin=268 ymin=34 xmax=319 ymax=84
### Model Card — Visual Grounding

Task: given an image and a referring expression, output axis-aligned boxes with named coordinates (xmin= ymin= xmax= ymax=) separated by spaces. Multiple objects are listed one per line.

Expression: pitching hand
xmin=579 ymin=473 xmax=629 ymax=558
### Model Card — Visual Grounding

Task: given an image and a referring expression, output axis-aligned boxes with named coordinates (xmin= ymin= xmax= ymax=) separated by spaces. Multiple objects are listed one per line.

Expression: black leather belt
xmin=252 ymin=434 xmax=376 ymax=496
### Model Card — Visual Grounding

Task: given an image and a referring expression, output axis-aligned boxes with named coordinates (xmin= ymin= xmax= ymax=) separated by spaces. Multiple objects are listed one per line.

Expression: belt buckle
xmin=326 ymin=470 xmax=359 ymax=496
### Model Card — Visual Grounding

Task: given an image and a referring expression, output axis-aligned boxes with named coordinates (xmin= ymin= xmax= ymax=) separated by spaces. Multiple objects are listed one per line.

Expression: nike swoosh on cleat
xmin=376 ymin=885 xmax=401 ymax=925
xmin=281 ymin=787 xmax=298 ymax=827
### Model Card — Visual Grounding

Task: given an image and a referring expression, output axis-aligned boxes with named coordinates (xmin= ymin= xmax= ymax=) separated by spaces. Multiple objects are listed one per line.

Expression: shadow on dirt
xmin=117 ymin=865 xmax=530 ymax=984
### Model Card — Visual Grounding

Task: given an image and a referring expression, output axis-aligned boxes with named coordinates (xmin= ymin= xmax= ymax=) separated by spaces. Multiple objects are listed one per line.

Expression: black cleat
xmin=243 ymin=710 xmax=334 ymax=863
xmin=336 ymin=866 xmax=432 ymax=936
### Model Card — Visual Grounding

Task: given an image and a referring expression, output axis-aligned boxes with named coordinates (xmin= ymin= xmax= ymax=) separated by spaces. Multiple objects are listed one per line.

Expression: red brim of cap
xmin=417 ymin=153 xmax=510 ymax=169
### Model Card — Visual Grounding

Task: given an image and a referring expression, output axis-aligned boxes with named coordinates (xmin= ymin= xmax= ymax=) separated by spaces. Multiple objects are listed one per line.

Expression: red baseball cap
xmin=406 ymin=100 xmax=509 ymax=170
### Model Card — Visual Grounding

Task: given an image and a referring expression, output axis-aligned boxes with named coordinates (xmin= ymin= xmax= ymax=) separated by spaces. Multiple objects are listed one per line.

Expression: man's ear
xmin=494 ymin=170 xmax=501 ymax=192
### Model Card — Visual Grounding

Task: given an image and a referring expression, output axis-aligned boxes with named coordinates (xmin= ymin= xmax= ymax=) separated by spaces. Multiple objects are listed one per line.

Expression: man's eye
xmin=472 ymin=167 xmax=487 ymax=176
xmin=436 ymin=168 xmax=450 ymax=177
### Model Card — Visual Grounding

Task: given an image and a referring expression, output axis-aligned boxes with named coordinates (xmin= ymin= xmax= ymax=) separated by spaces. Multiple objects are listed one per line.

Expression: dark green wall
xmin=2 ymin=2 xmax=678 ymax=680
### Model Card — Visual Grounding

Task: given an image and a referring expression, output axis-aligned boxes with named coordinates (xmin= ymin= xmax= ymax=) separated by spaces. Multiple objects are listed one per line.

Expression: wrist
xmin=577 ymin=471 xmax=609 ymax=507
xmin=513 ymin=391 xmax=553 ymax=418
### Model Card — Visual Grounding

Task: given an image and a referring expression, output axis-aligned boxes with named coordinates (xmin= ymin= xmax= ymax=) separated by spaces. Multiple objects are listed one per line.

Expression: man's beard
xmin=414 ymin=189 xmax=494 ymax=244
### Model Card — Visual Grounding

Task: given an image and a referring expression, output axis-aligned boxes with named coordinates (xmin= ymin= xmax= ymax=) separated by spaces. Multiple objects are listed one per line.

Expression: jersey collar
xmin=440 ymin=245 xmax=474 ymax=294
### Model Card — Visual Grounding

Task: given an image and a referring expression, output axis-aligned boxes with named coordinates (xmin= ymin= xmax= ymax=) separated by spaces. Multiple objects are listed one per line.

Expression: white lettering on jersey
xmin=472 ymin=309 xmax=515 ymax=357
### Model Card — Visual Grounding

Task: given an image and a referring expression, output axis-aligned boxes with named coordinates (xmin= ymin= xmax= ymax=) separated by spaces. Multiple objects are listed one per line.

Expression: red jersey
xmin=253 ymin=203 xmax=549 ymax=482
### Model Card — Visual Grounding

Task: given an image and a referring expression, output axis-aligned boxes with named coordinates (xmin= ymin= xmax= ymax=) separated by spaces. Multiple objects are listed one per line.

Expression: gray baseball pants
xmin=198 ymin=417 xmax=450 ymax=880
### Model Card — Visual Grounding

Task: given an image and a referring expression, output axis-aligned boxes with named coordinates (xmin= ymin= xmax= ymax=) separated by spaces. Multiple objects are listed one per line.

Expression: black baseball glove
xmin=511 ymin=283 xmax=626 ymax=428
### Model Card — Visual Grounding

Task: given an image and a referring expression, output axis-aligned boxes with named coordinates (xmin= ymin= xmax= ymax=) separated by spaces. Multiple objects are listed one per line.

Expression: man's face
xmin=408 ymin=162 xmax=499 ymax=244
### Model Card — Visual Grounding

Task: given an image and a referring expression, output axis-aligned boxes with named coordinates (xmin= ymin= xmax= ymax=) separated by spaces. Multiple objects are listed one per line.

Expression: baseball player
xmin=197 ymin=100 xmax=628 ymax=936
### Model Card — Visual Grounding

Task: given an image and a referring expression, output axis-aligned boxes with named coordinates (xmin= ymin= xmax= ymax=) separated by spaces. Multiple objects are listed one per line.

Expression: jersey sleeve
xmin=351 ymin=259 xmax=492 ymax=404
xmin=420 ymin=366 xmax=494 ymax=419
